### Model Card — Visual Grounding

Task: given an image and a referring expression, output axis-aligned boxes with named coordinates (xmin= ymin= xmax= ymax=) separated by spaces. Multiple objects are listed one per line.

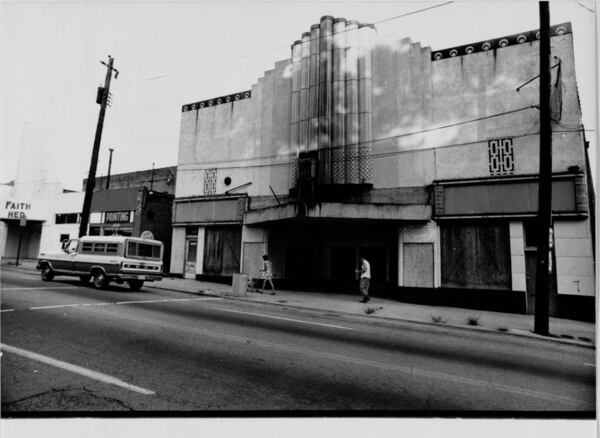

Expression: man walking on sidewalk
xmin=356 ymin=256 xmax=371 ymax=303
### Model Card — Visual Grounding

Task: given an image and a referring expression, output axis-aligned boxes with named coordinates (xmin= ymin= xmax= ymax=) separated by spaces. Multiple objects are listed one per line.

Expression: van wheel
xmin=128 ymin=280 xmax=144 ymax=291
xmin=92 ymin=271 xmax=108 ymax=289
xmin=79 ymin=275 xmax=91 ymax=284
xmin=41 ymin=266 xmax=54 ymax=281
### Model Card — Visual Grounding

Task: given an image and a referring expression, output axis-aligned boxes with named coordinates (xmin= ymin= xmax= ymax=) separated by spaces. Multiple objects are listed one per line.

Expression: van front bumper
xmin=114 ymin=273 xmax=163 ymax=282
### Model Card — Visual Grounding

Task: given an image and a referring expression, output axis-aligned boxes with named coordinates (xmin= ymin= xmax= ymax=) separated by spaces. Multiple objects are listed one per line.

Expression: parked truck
xmin=36 ymin=235 xmax=164 ymax=291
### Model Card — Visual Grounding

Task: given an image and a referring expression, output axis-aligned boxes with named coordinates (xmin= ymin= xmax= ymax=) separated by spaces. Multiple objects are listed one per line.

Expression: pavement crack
xmin=2 ymin=386 xmax=134 ymax=412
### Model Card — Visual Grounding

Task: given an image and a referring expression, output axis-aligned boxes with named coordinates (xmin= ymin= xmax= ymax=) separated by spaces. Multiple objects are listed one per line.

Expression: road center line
xmin=23 ymin=297 xmax=222 ymax=311
xmin=0 ymin=343 xmax=155 ymax=396
xmin=214 ymin=307 xmax=354 ymax=331
xmin=2 ymin=286 xmax=79 ymax=291
xmin=84 ymin=307 xmax=590 ymax=409
xmin=1 ymin=309 xmax=15 ymax=313
xmin=115 ymin=298 xmax=221 ymax=305
xmin=30 ymin=304 xmax=83 ymax=310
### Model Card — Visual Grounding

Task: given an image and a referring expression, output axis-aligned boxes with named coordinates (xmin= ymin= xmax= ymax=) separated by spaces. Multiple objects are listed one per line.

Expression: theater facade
xmin=170 ymin=17 xmax=595 ymax=320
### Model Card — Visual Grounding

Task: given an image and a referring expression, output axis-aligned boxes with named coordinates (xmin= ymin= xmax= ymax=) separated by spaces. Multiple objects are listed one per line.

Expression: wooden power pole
xmin=534 ymin=2 xmax=552 ymax=336
xmin=79 ymin=56 xmax=118 ymax=237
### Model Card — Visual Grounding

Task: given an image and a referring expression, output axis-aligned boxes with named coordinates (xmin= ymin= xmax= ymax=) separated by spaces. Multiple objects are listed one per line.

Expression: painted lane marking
xmin=583 ymin=363 xmax=595 ymax=367
xmin=2 ymin=287 xmax=79 ymax=291
xmin=30 ymin=304 xmax=83 ymax=310
xmin=85 ymin=307 xmax=592 ymax=409
xmin=21 ymin=297 xmax=222 ymax=312
xmin=0 ymin=343 xmax=155 ymax=395
xmin=214 ymin=307 xmax=354 ymax=331
xmin=1 ymin=309 xmax=15 ymax=313
xmin=115 ymin=298 xmax=221 ymax=305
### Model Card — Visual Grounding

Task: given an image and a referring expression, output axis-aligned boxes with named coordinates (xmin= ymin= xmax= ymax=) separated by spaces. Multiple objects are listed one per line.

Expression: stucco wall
xmin=371 ymin=32 xmax=585 ymax=188
xmin=170 ymin=227 xmax=186 ymax=275
xmin=177 ymin=30 xmax=585 ymax=199
xmin=177 ymin=60 xmax=292 ymax=200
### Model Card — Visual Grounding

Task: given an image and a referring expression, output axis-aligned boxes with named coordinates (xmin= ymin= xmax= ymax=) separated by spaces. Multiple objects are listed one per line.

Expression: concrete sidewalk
xmin=3 ymin=258 xmax=595 ymax=348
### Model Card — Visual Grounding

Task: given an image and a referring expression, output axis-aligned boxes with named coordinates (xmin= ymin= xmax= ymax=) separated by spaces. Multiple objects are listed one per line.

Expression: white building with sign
xmin=0 ymin=181 xmax=83 ymax=259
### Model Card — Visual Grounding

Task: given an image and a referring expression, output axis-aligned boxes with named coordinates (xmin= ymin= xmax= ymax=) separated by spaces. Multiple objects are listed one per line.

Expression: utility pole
xmin=106 ymin=148 xmax=114 ymax=190
xmin=534 ymin=1 xmax=552 ymax=336
xmin=150 ymin=162 xmax=155 ymax=192
xmin=79 ymin=56 xmax=119 ymax=237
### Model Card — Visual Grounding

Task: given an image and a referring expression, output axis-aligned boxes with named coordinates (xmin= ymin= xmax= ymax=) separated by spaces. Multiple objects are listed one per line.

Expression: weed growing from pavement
xmin=467 ymin=317 xmax=479 ymax=326
xmin=364 ymin=306 xmax=383 ymax=315
xmin=431 ymin=315 xmax=447 ymax=324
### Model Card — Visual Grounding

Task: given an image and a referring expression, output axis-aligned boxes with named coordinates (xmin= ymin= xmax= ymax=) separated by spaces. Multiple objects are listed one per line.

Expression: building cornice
xmin=182 ymin=90 xmax=251 ymax=112
xmin=431 ymin=22 xmax=571 ymax=61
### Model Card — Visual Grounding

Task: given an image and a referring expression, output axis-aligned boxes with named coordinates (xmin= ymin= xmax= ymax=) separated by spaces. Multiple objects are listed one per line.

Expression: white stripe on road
xmin=1 ymin=309 xmax=15 ymax=313
xmin=583 ymin=363 xmax=595 ymax=367
xmin=115 ymin=298 xmax=221 ymax=305
xmin=21 ymin=297 xmax=222 ymax=312
xmin=2 ymin=287 xmax=78 ymax=291
xmin=30 ymin=304 xmax=83 ymax=310
xmin=215 ymin=307 xmax=354 ymax=331
xmin=84 ymin=307 xmax=591 ymax=409
xmin=0 ymin=343 xmax=155 ymax=395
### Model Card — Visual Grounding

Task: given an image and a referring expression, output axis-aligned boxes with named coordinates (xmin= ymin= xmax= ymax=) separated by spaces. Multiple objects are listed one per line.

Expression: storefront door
xmin=184 ymin=239 xmax=197 ymax=279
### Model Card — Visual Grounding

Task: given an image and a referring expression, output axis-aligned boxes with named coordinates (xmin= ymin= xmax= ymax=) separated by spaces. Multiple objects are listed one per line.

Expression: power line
xmin=128 ymin=1 xmax=454 ymax=83
xmin=575 ymin=1 xmax=595 ymax=13
xmin=177 ymin=128 xmax=587 ymax=172
xmin=178 ymin=105 xmax=537 ymax=167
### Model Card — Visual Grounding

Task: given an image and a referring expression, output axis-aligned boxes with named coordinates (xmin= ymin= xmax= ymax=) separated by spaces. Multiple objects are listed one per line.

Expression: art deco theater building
xmin=170 ymin=17 xmax=595 ymax=319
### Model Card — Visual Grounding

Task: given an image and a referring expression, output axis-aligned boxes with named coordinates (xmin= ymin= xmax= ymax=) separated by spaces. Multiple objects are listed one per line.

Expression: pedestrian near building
xmin=260 ymin=254 xmax=275 ymax=295
xmin=356 ymin=256 xmax=371 ymax=303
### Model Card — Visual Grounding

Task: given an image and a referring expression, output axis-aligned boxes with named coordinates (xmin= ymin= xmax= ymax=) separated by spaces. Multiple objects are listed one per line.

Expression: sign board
xmin=140 ymin=230 xmax=154 ymax=240
xmin=3 ymin=201 xmax=32 ymax=220
xmin=104 ymin=211 xmax=131 ymax=224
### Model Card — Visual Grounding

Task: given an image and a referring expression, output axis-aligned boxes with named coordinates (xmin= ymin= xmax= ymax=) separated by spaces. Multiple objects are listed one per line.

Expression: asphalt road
xmin=1 ymin=269 xmax=595 ymax=415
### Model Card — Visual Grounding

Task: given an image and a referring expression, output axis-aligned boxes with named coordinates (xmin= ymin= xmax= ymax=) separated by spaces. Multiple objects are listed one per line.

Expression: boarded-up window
xmin=403 ymin=243 xmax=434 ymax=287
xmin=441 ymin=222 xmax=511 ymax=290
xmin=203 ymin=226 xmax=241 ymax=276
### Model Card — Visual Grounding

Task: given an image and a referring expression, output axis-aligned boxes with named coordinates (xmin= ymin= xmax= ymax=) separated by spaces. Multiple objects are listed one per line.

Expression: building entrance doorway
xmin=1 ymin=219 xmax=43 ymax=259
xmin=184 ymin=239 xmax=197 ymax=279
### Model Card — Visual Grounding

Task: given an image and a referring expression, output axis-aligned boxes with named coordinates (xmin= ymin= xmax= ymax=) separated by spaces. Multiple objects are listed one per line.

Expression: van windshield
xmin=126 ymin=241 xmax=162 ymax=260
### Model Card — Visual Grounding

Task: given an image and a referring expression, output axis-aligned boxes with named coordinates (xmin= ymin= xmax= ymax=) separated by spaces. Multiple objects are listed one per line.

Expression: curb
xmin=149 ymin=283 xmax=596 ymax=349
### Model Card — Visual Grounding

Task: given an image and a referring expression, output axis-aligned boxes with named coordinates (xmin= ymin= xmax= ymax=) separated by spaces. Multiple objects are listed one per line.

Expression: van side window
xmin=93 ymin=243 xmax=107 ymax=253
xmin=127 ymin=241 xmax=162 ymax=260
xmin=81 ymin=242 xmax=120 ymax=255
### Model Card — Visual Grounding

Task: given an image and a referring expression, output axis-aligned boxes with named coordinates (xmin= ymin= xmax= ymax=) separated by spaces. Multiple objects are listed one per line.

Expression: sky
xmin=1 ymin=0 xmax=597 ymax=191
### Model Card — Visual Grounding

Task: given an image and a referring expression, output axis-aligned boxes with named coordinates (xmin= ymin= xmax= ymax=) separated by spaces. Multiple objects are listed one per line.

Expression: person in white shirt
xmin=356 ymin=256 xmax=371 ymax=303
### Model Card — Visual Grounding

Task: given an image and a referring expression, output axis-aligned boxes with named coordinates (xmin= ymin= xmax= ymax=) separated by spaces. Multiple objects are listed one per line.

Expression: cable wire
xmin=177 ymin=128 xmax=588 ymax=172
xmin=128 ymin=1 xmax=454 ymax=83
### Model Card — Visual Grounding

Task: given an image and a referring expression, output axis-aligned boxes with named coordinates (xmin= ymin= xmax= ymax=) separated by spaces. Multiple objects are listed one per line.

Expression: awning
xmin=244 ymin=202 xmax=431 ymax=225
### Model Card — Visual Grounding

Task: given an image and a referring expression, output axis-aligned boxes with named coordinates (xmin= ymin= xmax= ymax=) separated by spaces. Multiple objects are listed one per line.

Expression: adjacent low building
xmin=1 ymin=167 xmax=177 ymax=272
xmin=171 ymin=17 xmax=595 ymax=320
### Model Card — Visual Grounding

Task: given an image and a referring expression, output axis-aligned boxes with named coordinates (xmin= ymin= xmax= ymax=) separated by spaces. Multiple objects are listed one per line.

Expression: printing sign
xmin=104 ymin=211 xmax=131 ymax=224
